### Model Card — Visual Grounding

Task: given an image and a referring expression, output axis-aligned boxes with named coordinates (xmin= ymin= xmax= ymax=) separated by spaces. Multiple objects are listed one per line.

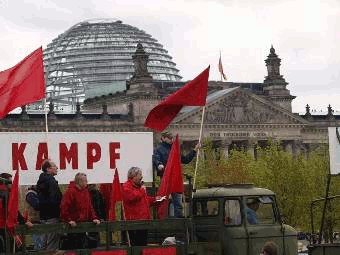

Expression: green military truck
xmin=190 ymin=183 xmax=297 ymax=255
xmin=9 ymin=183 xmax=299 ymax=255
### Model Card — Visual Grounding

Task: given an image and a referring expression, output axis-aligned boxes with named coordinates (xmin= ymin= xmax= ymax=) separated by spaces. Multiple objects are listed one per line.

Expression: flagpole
xmin=44 ymin=71 xmax=49 ymax=141
xmin=182 ymin=192 xmax=191 ymax=244
xmin=44 ymin=98 xmax=48 ymax=133
xmin=183 ymin=192 xmax=187 ymax=218
xmin=121 ymin=201 xmax=131 ymax=247
xmin=192 ymin=106 xmax=206 ymax=195
xmin=219 ymin=50 xmax=223 ymax=82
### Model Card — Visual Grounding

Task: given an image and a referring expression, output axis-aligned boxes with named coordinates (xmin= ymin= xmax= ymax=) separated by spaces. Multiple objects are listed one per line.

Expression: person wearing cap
xmin=246 ymin=198 xmax=261 ymax=224
xmin=153 ymin=131 xmax=200 ymax=218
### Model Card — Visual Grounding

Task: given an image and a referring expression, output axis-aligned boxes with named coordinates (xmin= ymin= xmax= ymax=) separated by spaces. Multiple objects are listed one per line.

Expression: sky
xmin=0 ymin=0 xmax=339 ymax=114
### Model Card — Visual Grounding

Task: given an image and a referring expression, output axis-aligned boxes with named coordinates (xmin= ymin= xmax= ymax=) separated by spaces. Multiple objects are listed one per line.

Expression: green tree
xmin=183 ymin=139 xmax=333 ymax=231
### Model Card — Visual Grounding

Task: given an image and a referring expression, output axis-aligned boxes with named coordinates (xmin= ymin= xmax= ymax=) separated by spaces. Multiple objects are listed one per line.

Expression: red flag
xmin=0 ymin=47 xmax=45 ymax=119
xmin=218 ymin=55 xmax=227 ymax=80
xmin=144 ymin=66 xmax=210 ymax=132
xmin=108 ymin=169 xmax=123 ymax=221
xmin=156 ymin=135 xmax=184 ymax=219
xmin=6 ymin=170 xmax=19 ymax=233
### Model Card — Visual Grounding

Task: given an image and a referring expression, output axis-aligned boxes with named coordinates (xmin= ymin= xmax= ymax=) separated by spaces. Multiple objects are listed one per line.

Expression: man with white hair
xmin=122 ymin=167 xmax=164 ymax=246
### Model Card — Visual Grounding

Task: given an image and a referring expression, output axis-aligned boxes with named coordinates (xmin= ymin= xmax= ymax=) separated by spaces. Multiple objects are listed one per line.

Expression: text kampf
xmin=0 ymin=132 xmax=153 ymax=185
xmin=12 ymin=142 xmax=120 ymax=170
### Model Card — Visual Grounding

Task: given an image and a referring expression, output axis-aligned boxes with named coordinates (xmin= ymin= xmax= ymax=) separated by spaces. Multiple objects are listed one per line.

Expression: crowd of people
xmin=0 ymin=132 xmax=200 ymax=252
xmin=0 ymin=162 xmax=168 ymax=252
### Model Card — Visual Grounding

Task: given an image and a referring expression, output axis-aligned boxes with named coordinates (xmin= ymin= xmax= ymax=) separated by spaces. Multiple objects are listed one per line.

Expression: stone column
xmin=300 ymin=143 xmax=309 ymax=159
xmin=247 ymin=140 xmax=256 ymax=158
xmin=221 ymin=140 xmax=231 ymax=159
xmin=293 ymin=140 xmax=301 ymax=156
xmin=285 ymin=141 xmax=293 ymax=154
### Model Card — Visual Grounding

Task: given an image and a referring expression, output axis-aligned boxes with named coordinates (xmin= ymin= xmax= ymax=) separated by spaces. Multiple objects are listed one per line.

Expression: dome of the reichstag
xmin=42 ymin=19 xmax=182 ymax=111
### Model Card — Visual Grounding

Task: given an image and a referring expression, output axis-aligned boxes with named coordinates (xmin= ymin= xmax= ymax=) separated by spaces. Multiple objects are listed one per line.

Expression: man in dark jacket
xmin=153 ymin=131 xmax=200 ymax=217
xmin=88 ymin=184 xmax=106 ymax=247
xmin=153 ymin=132 xmax=199 ymax=178
xmin=36 ymin=159 xmax=62 ymax=251
xmin=88 ymin=184 xmax=106 ymax=221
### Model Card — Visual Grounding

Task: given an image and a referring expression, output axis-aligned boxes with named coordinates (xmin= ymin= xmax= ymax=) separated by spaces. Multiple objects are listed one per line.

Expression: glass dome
xmin=42 ymin=19 xmax=182 ymax=111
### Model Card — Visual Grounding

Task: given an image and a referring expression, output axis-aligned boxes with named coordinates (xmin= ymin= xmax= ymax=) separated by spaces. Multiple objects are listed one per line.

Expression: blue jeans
xmin=32 ymin=234 xmax=44 ymax=250
xmin=172 ymin=193 xmax=183 ymax=218
xmin=41 ymin=218 xmax=60 ymax=251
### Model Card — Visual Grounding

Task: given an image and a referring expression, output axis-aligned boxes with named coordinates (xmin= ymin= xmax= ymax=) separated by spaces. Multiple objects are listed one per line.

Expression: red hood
xmin=127 ymin=178 xmax=142 ymax=189
xmin=61 ymin=181 xmax=97 ymax=222
xmin=67 ymin=181 xmax=88 ymax=192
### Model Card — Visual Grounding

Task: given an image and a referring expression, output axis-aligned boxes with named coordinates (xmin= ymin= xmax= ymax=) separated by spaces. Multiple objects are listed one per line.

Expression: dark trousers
xmin=87 ymin=232 xmax=100 ymax=248
xmin=60 ymin=233 xmax=88 ymax=250
xmin=128 ymin=230 xmax=148 ymax=246
xmin=0 ymin=229 xmax=5 ymax=253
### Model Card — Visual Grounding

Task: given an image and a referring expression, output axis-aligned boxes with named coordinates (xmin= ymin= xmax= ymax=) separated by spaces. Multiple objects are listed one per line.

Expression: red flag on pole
xmin=6 ymin=170 xmax=19 ymax=233
xmin=0 ymin=47 xmax=45 ymax=119
xmin=108 ymin=169 xmax=123 ymax=221
xmin=218 ymin=55 xmax=227 ymax=80
xmin=144 ymin=66 xmax=210 ymax=132
xmin=156 ymin=135 xmax=184 ymax=219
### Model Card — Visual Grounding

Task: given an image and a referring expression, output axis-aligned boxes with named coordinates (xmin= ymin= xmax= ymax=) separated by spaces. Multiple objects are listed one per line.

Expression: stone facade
xmin=1 ymin=45 xmax=339 ymax=157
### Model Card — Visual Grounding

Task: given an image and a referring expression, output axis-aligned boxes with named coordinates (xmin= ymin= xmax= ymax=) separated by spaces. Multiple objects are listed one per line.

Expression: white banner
xmin=328 ymin=127 xmax=340 ymax=175
xmin=0 ymin=132 xmax=153 ymax=185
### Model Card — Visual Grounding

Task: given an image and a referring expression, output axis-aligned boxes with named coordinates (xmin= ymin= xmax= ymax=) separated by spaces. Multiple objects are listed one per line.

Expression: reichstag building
xmin=1 ymin=19 xmax=338 ymax=157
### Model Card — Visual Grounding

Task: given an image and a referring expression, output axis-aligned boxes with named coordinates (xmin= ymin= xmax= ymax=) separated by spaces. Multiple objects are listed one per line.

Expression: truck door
xmin=222 ymin=198 xmax=248 ymax=255
xmin=192 ymin=199 xmax=223 ymax=254
xmin=193 ymin=199 xmax=221 ymax=241
xmin=245 ymin=196 xmax=284 ymax=255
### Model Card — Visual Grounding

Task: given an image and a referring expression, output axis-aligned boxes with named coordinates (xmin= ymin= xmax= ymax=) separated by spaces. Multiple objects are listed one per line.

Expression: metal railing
xmin=4 ymin=219 xmax=192 ymax=255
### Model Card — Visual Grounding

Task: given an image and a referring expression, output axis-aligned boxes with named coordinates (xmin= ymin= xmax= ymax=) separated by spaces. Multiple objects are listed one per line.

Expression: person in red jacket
xmin=60 ymin=173 xmax=100 ymax=249
xmin=122 ymin=167 xmax=165 ymax=246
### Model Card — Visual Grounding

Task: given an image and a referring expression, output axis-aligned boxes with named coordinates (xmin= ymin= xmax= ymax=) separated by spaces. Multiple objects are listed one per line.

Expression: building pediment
xmin=175 ymin=87 xmax=309 ymax=125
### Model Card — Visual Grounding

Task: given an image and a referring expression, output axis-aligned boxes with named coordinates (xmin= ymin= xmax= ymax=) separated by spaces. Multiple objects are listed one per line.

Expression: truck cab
xmin=191 ymin=183 xmax=297 ymax=255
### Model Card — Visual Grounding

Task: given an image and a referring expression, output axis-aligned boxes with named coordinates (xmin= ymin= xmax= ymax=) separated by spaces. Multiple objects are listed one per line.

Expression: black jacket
xmin=36 ymin=172 xmax=62 ymax=220
xmin=89 ymin=189 xmax=106 ymax=220
xmin=153 ymin=142 xmax=196 ymax=177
